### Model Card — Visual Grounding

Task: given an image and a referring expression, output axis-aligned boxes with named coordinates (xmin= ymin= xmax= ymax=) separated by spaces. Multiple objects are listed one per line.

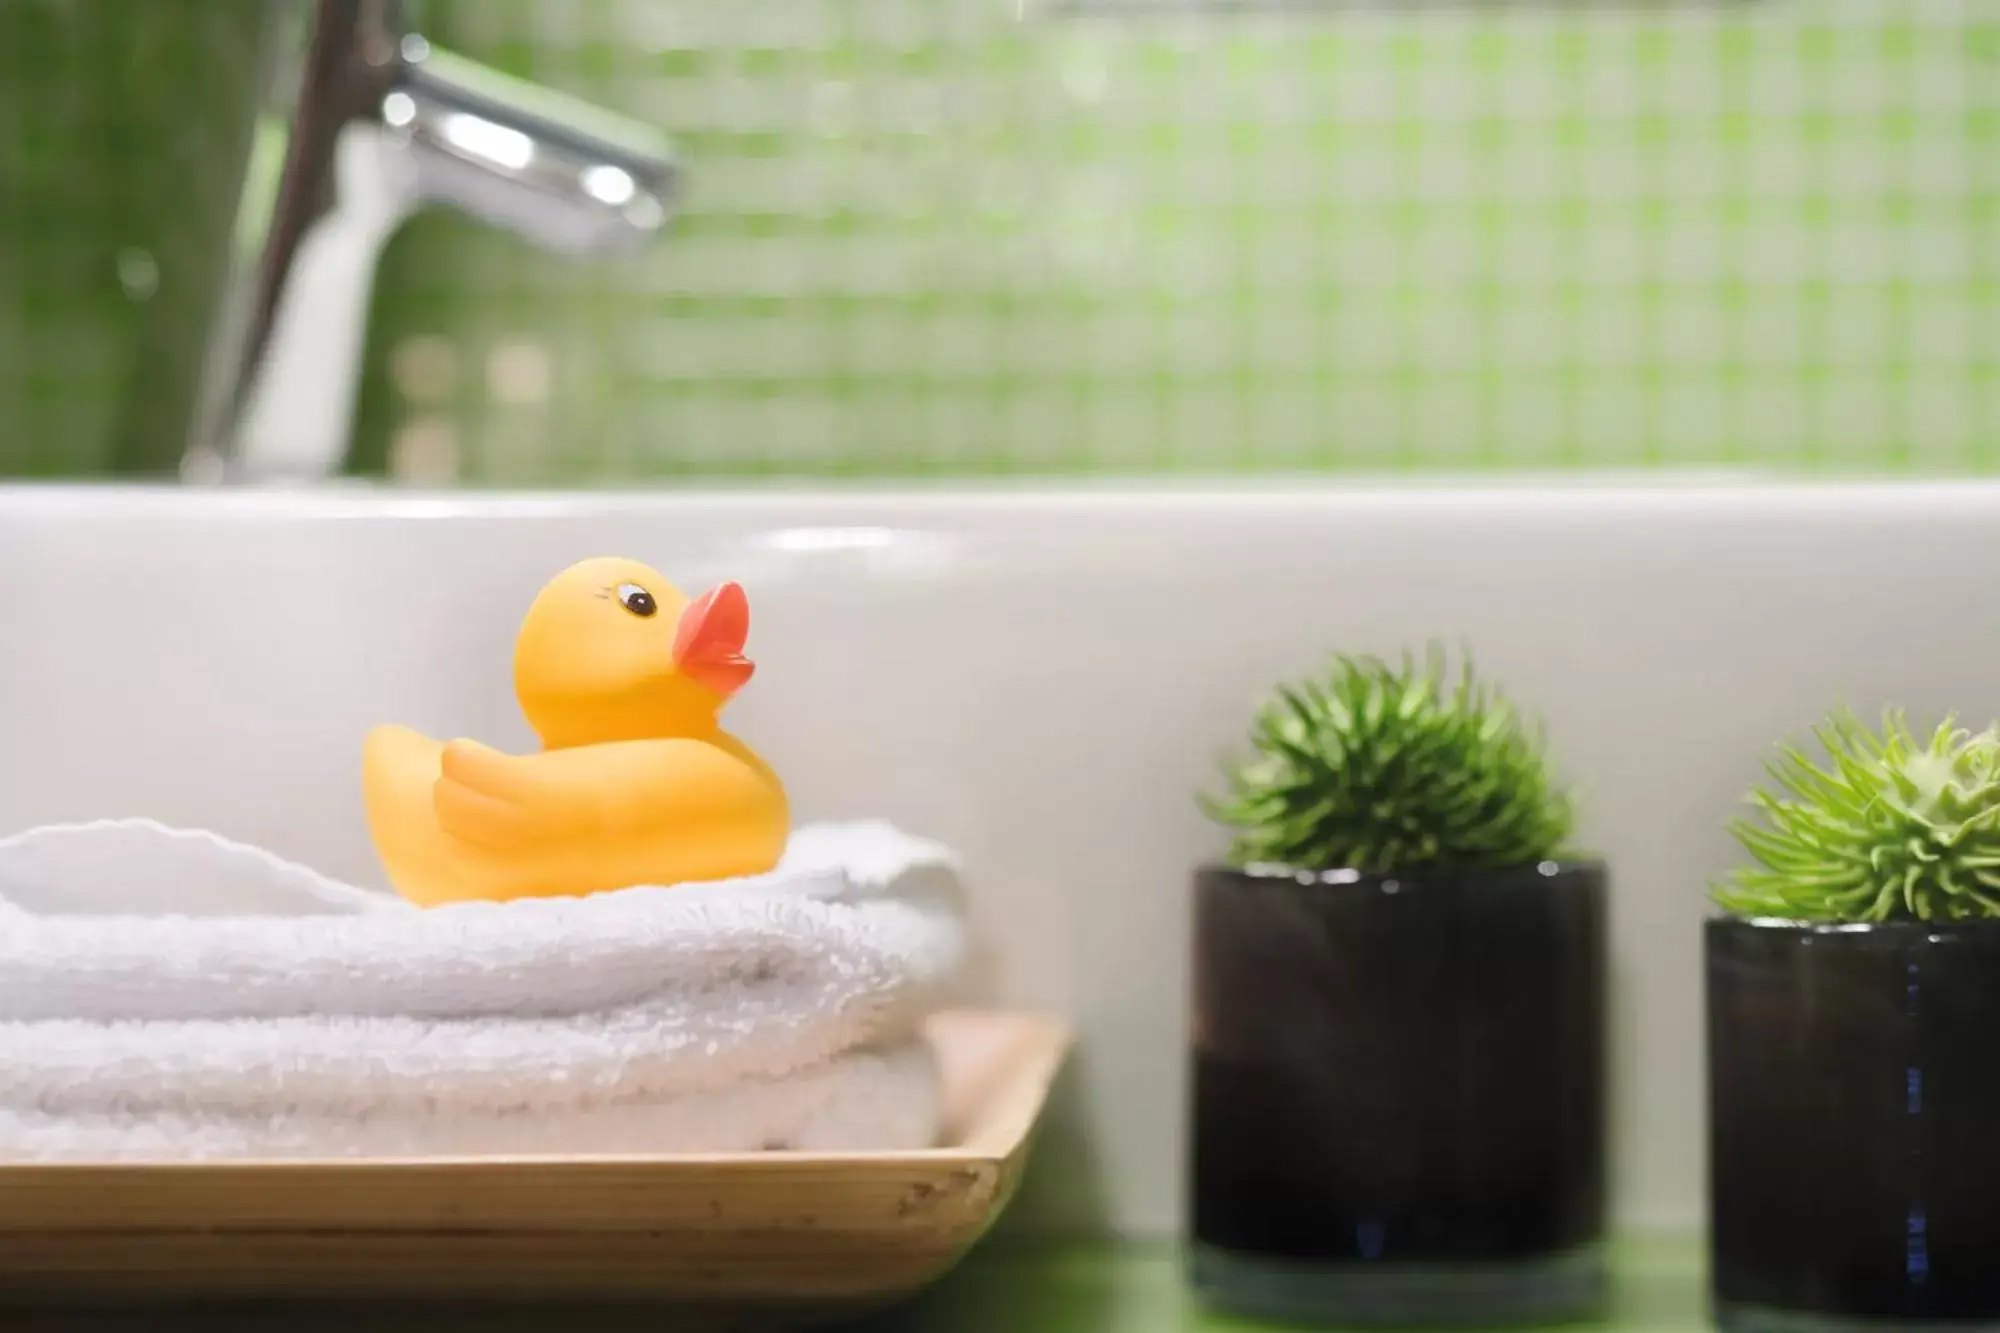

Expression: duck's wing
xmin=432 ymin=740 xmax=595 ymax=852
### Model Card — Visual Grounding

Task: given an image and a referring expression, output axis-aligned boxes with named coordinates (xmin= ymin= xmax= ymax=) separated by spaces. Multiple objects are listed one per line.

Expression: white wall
xmin=5 ymin=481 xmax=1997 ymax=1238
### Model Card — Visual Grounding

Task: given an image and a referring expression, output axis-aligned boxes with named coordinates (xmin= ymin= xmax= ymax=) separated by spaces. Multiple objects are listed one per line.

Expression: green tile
xmin=266 ymin=4 xmax=2000 ymax=480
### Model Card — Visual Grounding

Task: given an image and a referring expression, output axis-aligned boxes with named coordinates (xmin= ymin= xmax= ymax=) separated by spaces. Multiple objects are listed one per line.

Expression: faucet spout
xmin=390 ymin=37 xmax=676 ymax=257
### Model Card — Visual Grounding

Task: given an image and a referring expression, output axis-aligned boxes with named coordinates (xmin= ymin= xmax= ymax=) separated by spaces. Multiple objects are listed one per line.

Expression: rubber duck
xmin=363 ymin=557 xmax=789 ymax=906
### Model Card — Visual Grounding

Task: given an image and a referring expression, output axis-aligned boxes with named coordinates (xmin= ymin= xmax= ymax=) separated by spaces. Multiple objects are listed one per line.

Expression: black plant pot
xmin=1708 ymin=919 xmax=2000 ymax=1332
xmin=1189 ymin=862 xmax=1608 ymax=1327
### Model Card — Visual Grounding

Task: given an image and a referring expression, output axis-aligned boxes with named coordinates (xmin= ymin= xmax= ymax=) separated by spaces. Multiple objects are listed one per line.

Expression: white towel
xmin=0 ymin=820 xmax=967 ymax=1160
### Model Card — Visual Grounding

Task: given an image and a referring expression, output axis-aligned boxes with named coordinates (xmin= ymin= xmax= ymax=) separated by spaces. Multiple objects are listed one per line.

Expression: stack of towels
xmin=0 ymin=819 xmax=967 ymax=1159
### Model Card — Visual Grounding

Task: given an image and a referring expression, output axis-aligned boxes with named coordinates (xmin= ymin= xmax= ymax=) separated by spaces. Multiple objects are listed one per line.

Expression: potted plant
xmin=1708 ymin=708 xmax=2000 ymax=1330
xmin=1190 ymin=648 xmax=1607 ymax=1327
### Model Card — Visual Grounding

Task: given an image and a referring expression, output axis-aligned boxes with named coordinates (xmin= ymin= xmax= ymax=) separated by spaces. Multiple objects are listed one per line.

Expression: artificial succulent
xmin=1715 ymin=707 xmax=2000 ymax=922
xmin=1203 ymin=646 xmax=1574 ymax=873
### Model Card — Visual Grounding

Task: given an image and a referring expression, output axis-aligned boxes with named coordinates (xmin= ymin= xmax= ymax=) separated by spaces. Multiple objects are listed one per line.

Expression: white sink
xmin=5 ymin=479 xmax=1997 ymax=1240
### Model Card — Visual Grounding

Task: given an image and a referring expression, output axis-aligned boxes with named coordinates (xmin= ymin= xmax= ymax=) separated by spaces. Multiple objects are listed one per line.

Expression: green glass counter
xmin=861 ymin=1237 xmax=1707 ymax=1333
xmin=4 ymin=1238 xmax=1706 ymax=1331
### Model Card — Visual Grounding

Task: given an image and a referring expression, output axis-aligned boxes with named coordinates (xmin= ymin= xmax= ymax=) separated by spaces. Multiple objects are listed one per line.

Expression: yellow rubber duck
xmin=363 ymin=557 xmax=789 ymax=906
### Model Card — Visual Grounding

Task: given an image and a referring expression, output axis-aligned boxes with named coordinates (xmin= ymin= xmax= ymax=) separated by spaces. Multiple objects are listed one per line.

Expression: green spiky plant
xmin=1714 ymin=707 xmax=2000 ymax=923
xmin=1202 ymin=647 xmax=1575 ymax=873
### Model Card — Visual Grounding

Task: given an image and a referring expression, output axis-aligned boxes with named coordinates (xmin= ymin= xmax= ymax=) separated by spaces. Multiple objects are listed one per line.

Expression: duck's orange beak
xmin=672 ymin=581 xmax=755 ymax=698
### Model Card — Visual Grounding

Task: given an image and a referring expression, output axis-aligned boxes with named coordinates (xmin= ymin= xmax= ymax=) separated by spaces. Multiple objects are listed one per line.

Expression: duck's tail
xmin=362 ymin=724 xmax=463 ymax=907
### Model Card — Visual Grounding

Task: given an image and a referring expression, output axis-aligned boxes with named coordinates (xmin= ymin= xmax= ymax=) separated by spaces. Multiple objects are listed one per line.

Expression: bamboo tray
xmin=0 ymin=1010 xmax=1070 ymax=1313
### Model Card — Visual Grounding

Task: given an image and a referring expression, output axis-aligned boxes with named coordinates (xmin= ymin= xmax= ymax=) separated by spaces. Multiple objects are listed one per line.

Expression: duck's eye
xmin=616 ymin=583 xmax=657 ymax=617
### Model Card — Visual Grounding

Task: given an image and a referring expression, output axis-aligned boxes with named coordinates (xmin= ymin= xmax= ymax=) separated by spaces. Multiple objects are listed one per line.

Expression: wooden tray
xmin=0 ymin=1010 xmax=1070 ymax=1311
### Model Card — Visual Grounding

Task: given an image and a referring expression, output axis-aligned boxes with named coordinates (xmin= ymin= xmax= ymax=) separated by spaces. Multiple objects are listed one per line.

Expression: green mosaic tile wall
xmin=0 ymin=1 xmax=270 ymax=477
xmin=347 ymin=2 xmax=1997 ymax=480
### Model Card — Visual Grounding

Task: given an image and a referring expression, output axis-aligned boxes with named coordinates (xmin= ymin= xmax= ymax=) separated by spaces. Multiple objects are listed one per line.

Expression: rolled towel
xmin=0 ymin=819 xmax=967 ymax=1159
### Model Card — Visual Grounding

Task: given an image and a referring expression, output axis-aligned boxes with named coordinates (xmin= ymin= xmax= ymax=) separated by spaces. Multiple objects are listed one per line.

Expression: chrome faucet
xmin=191 ymin=0 xmax=676 ymax=482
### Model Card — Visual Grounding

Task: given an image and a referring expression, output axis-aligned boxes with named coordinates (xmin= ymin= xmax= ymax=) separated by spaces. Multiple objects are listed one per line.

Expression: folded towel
xmin=0 ymin=820 xmax=967 ymax=1159
xmin=0 ymin=1042 xmax=942 ymax=1161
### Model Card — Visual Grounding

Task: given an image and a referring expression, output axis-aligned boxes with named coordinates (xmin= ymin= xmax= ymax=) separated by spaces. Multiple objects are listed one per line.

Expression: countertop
xmin=863 ymin=1237 xmax=1706 ymax=1333
xmin=6 ymin=1237 xmax=1707 ymax=1332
